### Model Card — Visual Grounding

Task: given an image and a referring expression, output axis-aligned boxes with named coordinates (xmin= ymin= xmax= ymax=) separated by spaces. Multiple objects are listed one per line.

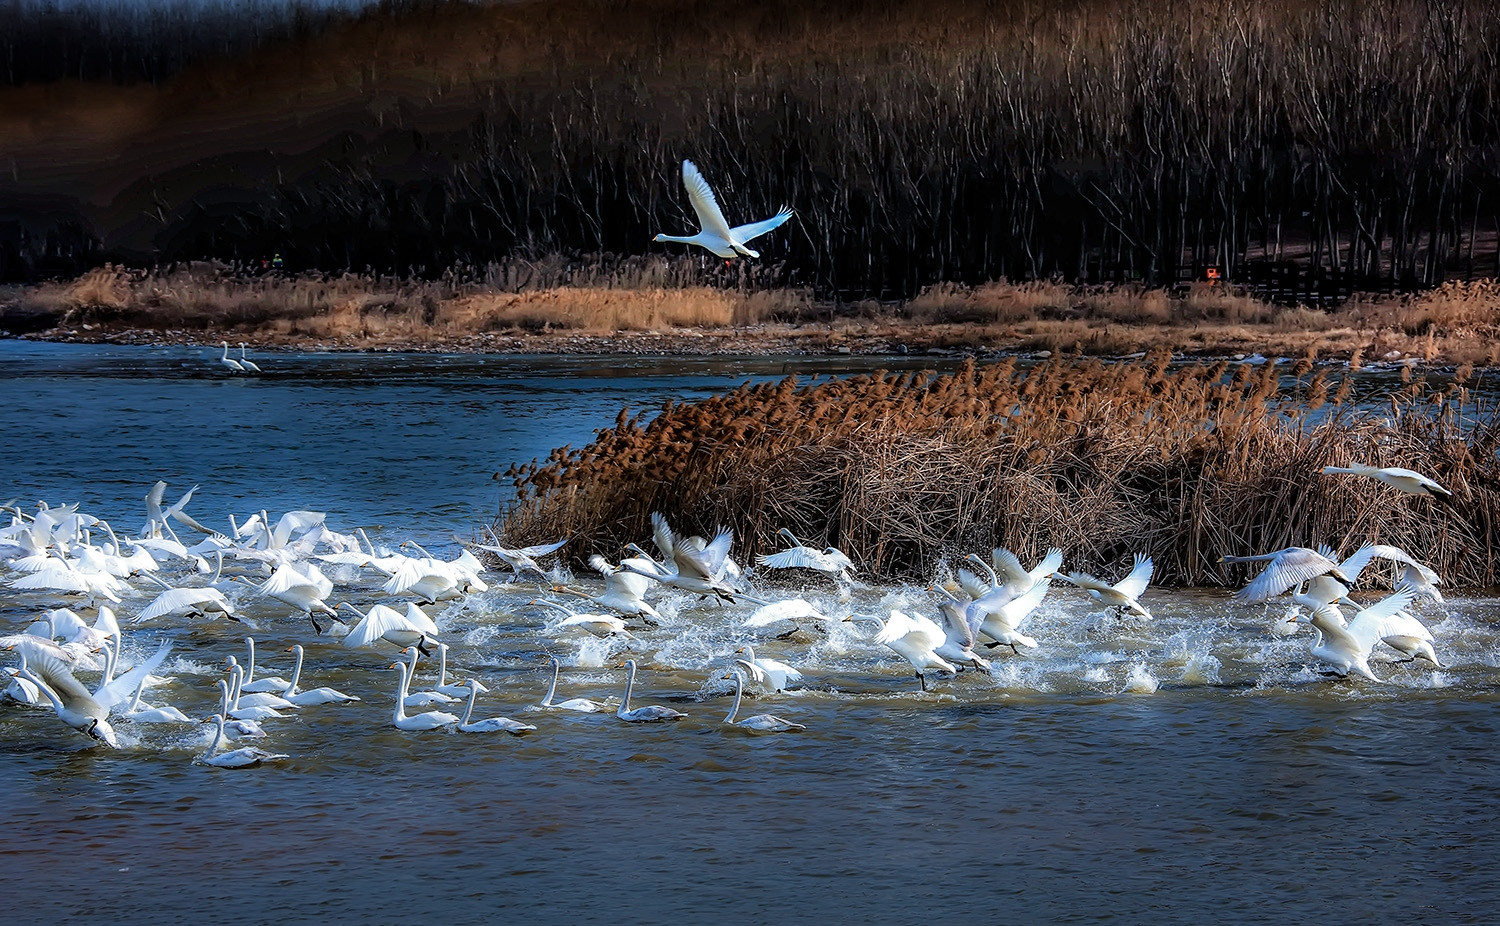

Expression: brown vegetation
xmin=499 ymin=354 xmax=1500 ymax=588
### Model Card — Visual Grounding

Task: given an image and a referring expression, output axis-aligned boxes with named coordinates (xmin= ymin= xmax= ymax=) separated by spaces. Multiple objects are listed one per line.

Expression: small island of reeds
xmin=499 ymin=354 xmax=1500 ymax=587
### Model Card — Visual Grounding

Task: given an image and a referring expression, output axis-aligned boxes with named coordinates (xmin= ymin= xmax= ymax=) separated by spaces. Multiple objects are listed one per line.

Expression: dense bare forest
xmin=2 ymin=0 xmax=1498 ymax=300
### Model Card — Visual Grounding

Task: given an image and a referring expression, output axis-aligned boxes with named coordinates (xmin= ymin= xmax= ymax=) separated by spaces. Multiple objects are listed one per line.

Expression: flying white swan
xmin=959 ymin=547 xmax=1062 ymax=608
xmin=1221 ymin=547 xmax=1348 ymax=603
xmin=198 ymin=714 xmax=287 ymax=768
xmin=1321 ymin=463 xmax=1454 ymax=504
xmin=1063 ymin=554 xmax=1154 ymax=617
xmin=539 ymin=656 xmax=606 ymax=713
xmin=550 ymin=554 xmax=662 ymax=622
xmin=531 ymin=598 xmax=633 ymax=639
xmin=1291 ymin=586 xmax=1425 ymax=681
xmin=619 ymin=513 xmax=751 ymax=603
xmin=932 ymin=594 xmax=991 ymax=671
xmin=381 ymin=543 xmax=488 ymax=603
xmin=469 ymin=532 xmax=567 ymax=581
xmin=217 ymin=341 xmax=245 ymax=374
xmin=845 ymin=611 xmax=957 ymax=691
xmin=743 ymin=598 xmax=830 ymax=634
xmin=1334 ymin=544 xmax=1444 ymax=603
xmin=388 ymin=660 xmax=459 ymax=731
xmin=456 ymin=679 xmax=536 ymax=734
xmin=653 ymin=159 xmax=793 ymax=260
xmin=256 ymin=562 xmax=339 ymax=633
xmin=615 ymin=659 xmax=687 ymax=723
xmin=12 ymin=640 xmax=172 ymax=748
xmin=339 ymin=601 xmax=439 ymax=655
xmin=755 ymin=528 xmax=856 ymax=581
xmin=143 ymin=480 xmax=215 ymax=537
xmin=237 ymin=344 xmax=262 ymax=374
xmin=720 ymin=669 xmax=805 ymax=733
xmin=280 ymin=645 xmax=360 ymax=706
xmin=1277 ymin=574 xmax=1358 ymax=632
xmin=733 ymin=644 xmax=802 ymax=692
xmin=133 ymin=551 xmax=237 ymax=623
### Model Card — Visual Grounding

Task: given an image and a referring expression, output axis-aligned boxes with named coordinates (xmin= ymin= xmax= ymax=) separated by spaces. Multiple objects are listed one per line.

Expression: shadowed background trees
xmin=2 ymin=0 xmax=1498 ymax=300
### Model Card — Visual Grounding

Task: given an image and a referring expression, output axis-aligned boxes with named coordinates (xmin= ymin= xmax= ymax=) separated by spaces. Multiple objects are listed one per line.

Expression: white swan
xmin=12 ymin=640 xmax=172 ymax=747
xmin=198 ymin=714 xmax=287 ymax=768
xmin=218 ymin=675 xmax=285 ymax=722
xmin=721 ymin=669 xmax=804 ymax=733
xmin=396 ymin=646 xmax=458 ymax=707
xmin=280 ymin=645 xmax=360 ymax=706
xmin=1322 ymin=463 xmax=1454 ymax=504
xmin=218 ymin=341 xmax=245 ymax=373
xmin=743 ymin=598 xmax=830 ymax=634
xmin=457 ymin=679 xmax=536 ymax=734
xmin=550 ymin=554 xmax=662 ymax=622
xmin=237 ymin=636 xmax=292 ymax=693
xmin=256 ymin=562 xmax=339 ymax=632
xmin=1292 ymin=586 xmax=1424 ymax=681
xmin=619 ymin=513 xmax=749 ymax=602
xmin=970 ymin=578 xmax=1051 ymax=654
xmin=133 ymin=551 xmax=237 ymax=623
xmin=1063 ymin=554 xmax=1154 ymax=617
xmin=755 ymin=528 xmax=856 ymax=581
xmin=734 ymin=644 xmax=802 ymax=692
xmin=540 ymin=656 xmax=605 ymax=713
xmin=237 ymin=343 xmax=262 ymax=374
xmin=469 ymin=533 xmax=567 ymax=581
xmin=121 ymin=676 xmax=192 ymax=723
xmin=1222 ymin=547 xmax=1350 ymax=603
xmin=1335 ymin=544 xmax=1444 ymax=603
xmin=226 ymin=662 xmax=297 ymax=711
xmin=929 ymin=586 xmax=994 ymax=667
xmin=959 ymin=546 xmax=1062 ymax=608
xmin=212 ymin=679 xmax=275 ymax=730
xmin=388 ymin=660 xmax=459 ymax=731
xmin=338 ymin=601 xmax=438 ymax=654
xmin=615 ymin=659 xmax=687 ymax=722
xmin=532 ymin=598 xmax=633 ymax=638
xmin=653 ymin=159 xmax=793 ymax=260
xmin=429 ymin=643 xmax=477 ymax=699
xmin=845 ymin=611 xmax=957 ymax=691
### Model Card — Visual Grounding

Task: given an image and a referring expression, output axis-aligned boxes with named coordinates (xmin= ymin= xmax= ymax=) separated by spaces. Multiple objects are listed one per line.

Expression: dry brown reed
xmin=499 ymin=355 xmax=1500 ymax=588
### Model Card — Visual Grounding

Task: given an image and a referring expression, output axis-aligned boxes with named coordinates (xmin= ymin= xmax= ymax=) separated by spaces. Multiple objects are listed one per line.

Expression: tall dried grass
xmin=499 ymin=355 xmax=1500 ymax=587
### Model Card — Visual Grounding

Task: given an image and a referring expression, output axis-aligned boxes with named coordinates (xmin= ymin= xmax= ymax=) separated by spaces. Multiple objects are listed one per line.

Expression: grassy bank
xmin=498 ymin=355 xmax=1500 ymax=587
xmin=6 ymin=265 xmax=1500 ymax=364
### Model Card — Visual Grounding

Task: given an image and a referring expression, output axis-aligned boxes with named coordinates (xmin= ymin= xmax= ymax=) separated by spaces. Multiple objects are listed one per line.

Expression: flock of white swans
xmin=0 ymin=461 xmax=1459 ymax=768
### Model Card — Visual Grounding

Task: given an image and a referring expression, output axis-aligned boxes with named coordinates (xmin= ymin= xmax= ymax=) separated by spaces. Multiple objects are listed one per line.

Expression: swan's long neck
xmin=287 ymin=647 xmax=305 ymax=694
xmin=724 ymin=674 xmax=743 ymax=724
xmin=244 ymin=638 xmax=258 ymax=683
xmin=229 ymin=665 xmax=245 ymax=707
xmin=462 ymin=685 xmax=478 ymax=725
xmin=536 ymin=599 xmax=573 ymax=616
xmin=207 ymin=715 xmax=224 ymax=754
xmin=221 ymin=343 xmax=231 ymax=361
xmin=210 ymin=551 xmax=224 ymax=584
xmin=95 ymin=638 xmax=118 ymax=696
xmin=18 ymin=665 xmax=64 ymax=715
xmin=619 ymin=663 xmax=636 ymax=715
xmin=217 ymin=680 xmax=230 ymax=716
xmin=741 ymin=645 xmax=756 ymax=664
xmin=436 ymin=646 xmax=449 ymax=687
xmin=655 ymin=233 xmax=702 ymax=245
xmin=406 ymin=541 xmax=434 ymax=558
xmin=543 ymin=661 xmax=560 ymax=706
xmin=393 ymin=664 xmax=410 ymax=723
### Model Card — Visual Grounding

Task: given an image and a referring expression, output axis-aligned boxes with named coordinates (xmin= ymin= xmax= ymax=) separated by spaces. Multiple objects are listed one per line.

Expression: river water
xmin=2 ymin=341 xmax=1497 ymax=923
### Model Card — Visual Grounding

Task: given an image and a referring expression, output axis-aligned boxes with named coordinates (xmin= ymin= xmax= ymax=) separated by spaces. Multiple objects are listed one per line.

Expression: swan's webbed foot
xmin=917 ymin=671 xmax=927 ymax=692
xmin=416 ymin=639 xmax=433 ymax=657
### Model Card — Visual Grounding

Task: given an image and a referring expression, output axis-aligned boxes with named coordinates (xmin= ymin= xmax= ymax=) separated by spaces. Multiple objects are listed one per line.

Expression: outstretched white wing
xmin=681 ymin=160 xmax=736 ymax=242
xmin=1114 ymin=554 xmax=1154 ymax=600
xmin=730 ymin=206 xmax=793 ymax=244
xmin=1345 ymin=587 xmax=1420 ymax=654
xmin=1339 ymin=544 xmax=1440 ymax=586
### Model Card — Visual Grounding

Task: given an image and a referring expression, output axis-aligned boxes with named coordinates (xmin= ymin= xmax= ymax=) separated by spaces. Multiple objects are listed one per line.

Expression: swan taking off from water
xmin=1321 ymin=464 xmax=1454 ymax=505
xmin=550 ymin=554 xmax=662 ymax=622
xmin=653 ymin=160 xmax=793 ymax=260
xmin=721 ymin=669 xmax=804 ymax=734
xmin=615 ymin=659 xmax=687 ymax=723
xmin=1222 ymin=547 xmax=1349 ymax=603
xmin=845 ymin=611 xmax=957 ymax=691
xmin=1335 ymin=544 xmax=1444 ymax=603
xmin=470 ymin=533 xmax=567 ymax=581
xmin=1292 ymin=586 xmax=1430 ymax=680
xmin=339 ymin=601 xmax=439 ymax=655
xmin=755 ymin=528 xmax=856 ymax=582
xmin=12 ymin=640 xmax=172 ymax=748
xmin=1063 ymin=554 xmax=1154 ymax=617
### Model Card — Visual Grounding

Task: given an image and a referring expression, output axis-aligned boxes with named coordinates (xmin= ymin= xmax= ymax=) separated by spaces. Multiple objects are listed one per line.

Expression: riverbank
xmin=3 ymin=266 xmax=1499 ymax=364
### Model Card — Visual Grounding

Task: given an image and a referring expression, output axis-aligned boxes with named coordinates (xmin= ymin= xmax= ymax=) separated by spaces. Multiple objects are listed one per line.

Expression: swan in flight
xmin=133 ymin=552 xmax=237 ymax=623
xmin=256 ymin=561 xmax=339 ymax=632
xmin=743 ymin=598 xmax=830 ymax=636
xmin=721 ymin=669 xmax=805 ymax=733
xmin=12 ymin=640 xmax=172 ymax=747
xmin=959 ymin=547 xmax=1062 ymax=607
xmin=931 ymin=596 xmax=990 ymax=671
xmin=733 ymin=644 xmax=802 ymax=692
xmin=382 ymin=543 xmax=487 ymax=603
xmin=755 ymin=528 xmax=856 ymax=582
xmin=1292 ymin=586 xmax=1428 ymax=680
xmin=551 ymin=554 xmax=662 ymax=622
xmin=1278 ymin=574 xmax=1358 ymax=631
xmin=846 ymin=611 xmax=957 ymax=691
xmin=1334 ymin=544 xmax=1444 ymax=603
xmin=339 ymin=601 xmax=439 ymax=655
xmin=531 ymin=598 xmax=634 ymax=639
xmin=1063 ymin=554 xmax=1154 ymax=617
xmin=1222 ymin=547 xmax=1349 ymax=603
xmin=1321 ymin=464 xmax=1454 ymax=504
xmin=539 ymin=656 xmax=606 ymax=713
xmin=456 ymin=679 xmax=536 ymax=734
xmin=615 ymin=659 xmax=687 ymax=723
xmin=237 ymin=344 xmax=262 ymax=374
xmin=143 ymin=481 xmax=215 ymax=537
xmin=218 ymin=342 xmax=245 ymax=374
xmin=469 ymin=532 xmax=567 ymax=581
xmin=620 ymin=513 xmax=748 ymax=603
xmin=653 ymin=160 xmax=793 ymax=260
xmin=388 ymin=660 xmax=459 ymax=731
xmin=199 ymin=715 xmax=287 ymax=768
xmin=280 ymin=645 xmax=360 ymax=706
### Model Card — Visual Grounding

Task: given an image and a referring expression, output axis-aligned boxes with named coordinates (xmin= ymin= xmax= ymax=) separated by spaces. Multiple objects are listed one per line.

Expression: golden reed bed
xmin=499 ymin=354 xmax=1500 ymax=587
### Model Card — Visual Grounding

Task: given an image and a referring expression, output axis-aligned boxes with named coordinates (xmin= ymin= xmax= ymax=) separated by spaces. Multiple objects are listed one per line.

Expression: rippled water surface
xmin=2 ymin=341 xmax=1498 ymax=924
